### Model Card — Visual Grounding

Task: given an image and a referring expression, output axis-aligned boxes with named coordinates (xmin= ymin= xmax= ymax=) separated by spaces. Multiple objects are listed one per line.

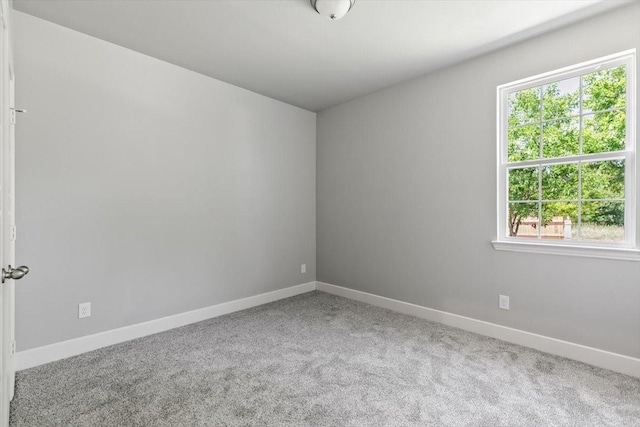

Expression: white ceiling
xmin=13 ymin=0 xmax=630 ymax=112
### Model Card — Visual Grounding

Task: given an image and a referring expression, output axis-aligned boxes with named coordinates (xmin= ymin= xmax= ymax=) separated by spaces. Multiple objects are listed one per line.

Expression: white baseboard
xmin=17 ymin=280 xmax=640 ymax=378
xmin=316 ymin=281 xmax=640 ymax=378
xmin=15 ymin=281 xmax=316 ymax=371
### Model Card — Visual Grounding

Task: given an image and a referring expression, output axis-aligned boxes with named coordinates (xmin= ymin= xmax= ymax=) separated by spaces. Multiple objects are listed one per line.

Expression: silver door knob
xmin=2 ymin=265 xmax=29 ymax=283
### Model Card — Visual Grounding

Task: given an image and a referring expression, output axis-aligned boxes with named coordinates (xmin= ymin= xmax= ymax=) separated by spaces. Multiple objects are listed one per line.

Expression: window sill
xmin=491 ymin=240 xmax=640 ymax=261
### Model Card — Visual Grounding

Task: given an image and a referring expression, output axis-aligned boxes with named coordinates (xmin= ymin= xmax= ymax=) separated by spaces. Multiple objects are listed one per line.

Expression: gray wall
xmin=14 ymin=12 xmax=316 ymax=351
xmin=317 ymin=3 xmax=640 ymax=358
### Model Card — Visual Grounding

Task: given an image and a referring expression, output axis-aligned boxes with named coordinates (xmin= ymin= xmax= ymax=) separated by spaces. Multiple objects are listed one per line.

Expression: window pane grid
xmin=537 ymin=86 xmax=543 ymax=239
xmin=499 ymin=51 xmax=635 ymax=250
xmin=508 ymin=106 xmax=625 ymax=132
xmin=577 ymin=157 xmax=583 ymax=239
xmin=506 ymin=161 xmax=627 ymax=243
xmin=508 ymin=199 xmax=624 ymax=203
xmin=506 ymin=151 xmax=626 ymax=169
xmin=506 ymin=65 xmax=629 ymax=164
xmin=578 ymin=76 xmax=584 ymax=159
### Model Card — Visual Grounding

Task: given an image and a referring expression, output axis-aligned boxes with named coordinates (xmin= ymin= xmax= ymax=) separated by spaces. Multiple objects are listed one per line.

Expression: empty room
xmin=0 ymin=0 xmax=638 ymax=425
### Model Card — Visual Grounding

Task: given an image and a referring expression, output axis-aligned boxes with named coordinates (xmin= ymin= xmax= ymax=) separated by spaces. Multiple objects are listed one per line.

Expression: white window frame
xmin=493 ymin=50 xmax=639 ymax=261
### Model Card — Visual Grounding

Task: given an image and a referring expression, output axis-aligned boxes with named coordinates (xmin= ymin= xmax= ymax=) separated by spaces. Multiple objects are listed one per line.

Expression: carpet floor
xmin=9 ymin=291 xmax=640 ymax=426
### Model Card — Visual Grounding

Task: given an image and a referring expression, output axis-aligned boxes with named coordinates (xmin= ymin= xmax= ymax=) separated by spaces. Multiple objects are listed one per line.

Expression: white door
xmin=0 ymin=1 xmax=23 ymax=425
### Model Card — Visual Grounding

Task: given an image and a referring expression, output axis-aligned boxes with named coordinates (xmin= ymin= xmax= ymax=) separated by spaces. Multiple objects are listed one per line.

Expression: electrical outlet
xmin=78 ymin=302 xmax=91 ymax=319
xmin=301 ymin=264 xmax=306 ymax=274
xmin=499 ymin=295 xmax=510 ymax=310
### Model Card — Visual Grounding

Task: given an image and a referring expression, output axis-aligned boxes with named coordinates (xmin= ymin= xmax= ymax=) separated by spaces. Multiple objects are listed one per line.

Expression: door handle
xmin=2 ymin=265 xmax=29 ymax=283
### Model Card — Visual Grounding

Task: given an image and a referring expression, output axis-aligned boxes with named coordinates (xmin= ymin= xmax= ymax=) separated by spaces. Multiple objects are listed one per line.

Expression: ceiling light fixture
xmin=311 ymin=0 xmax=355 ymax=21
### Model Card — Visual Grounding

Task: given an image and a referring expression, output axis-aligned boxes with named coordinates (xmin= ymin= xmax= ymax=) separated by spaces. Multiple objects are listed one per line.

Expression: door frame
xmin=0 ymin=0 xmax=15 ymax=425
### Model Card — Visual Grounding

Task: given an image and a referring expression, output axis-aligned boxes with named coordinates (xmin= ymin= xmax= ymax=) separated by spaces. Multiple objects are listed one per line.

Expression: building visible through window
xmin=494 ymin=51 xmax=637 ymax=259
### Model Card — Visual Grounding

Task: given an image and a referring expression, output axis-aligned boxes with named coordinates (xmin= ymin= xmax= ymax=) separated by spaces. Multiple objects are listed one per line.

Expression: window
xmin=493 ymin=50 xmax=639 ymax=260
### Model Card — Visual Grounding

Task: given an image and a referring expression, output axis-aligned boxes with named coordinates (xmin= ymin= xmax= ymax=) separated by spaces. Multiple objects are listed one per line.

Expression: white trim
xmin=497 ymin=50 xmax=634 ymax=93
xmin=15 ymin=282 xmax=316 ymax=371
xmin=316 ymin=282 xmax=640 ymax=378
xmin=507 ymin=150 xmax=626 ymax=169
xmin=496 ymin=49 xmax=638 ymax=255
xmin=16 ymin=280 xmax=640 ymax=378
xmin=491 ymin=240 xmax=640 ymax=261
